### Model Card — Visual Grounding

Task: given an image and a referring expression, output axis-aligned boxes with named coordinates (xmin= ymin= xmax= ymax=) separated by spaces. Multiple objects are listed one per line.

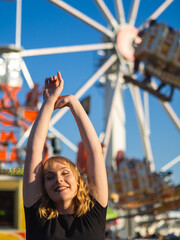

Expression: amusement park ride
xmin=0 ymin=0 xmax=180 ymax=238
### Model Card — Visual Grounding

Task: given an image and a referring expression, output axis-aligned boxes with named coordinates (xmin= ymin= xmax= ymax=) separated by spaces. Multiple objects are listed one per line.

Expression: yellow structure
xmin=0 ymin=175 xmax=26 ymax=240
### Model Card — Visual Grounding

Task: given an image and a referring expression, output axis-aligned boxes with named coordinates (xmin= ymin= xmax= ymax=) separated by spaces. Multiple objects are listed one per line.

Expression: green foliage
xmin=0 ymin=168 xmax=24 ymax=176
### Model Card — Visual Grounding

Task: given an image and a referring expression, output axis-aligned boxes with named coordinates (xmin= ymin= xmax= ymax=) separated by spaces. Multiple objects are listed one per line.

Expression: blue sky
xmin=0 ymin=0 xmax=180 ymax=184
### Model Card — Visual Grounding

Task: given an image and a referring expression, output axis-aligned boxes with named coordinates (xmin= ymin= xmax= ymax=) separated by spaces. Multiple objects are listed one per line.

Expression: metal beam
xmin=151 ymin=81 xmax=180 ymax=132
xmin=114 ymin=0 xmax=126 ymax=25
xmin=16 ymin=53 xmax=118 ymax=148
xmin=160 ymin=155 xmax=180 ymax=172
xmin=20 ymin=60 xmax=34 ymax=89
xmin=129 ymin=83 xmax=155 ymax=171
xmin=49 ymin=53 xmax=118 ymax=127
xmin=128 ymin=0 xmax=141 ymax=26
xmin=94 ymin=0 xmax=119 ymax=30
xmin=138 ymin=0 xmax=174 ymax=30
xmin=21 ymin=43 xmax=114 ymax=57
xmin=15 ymin=0 xmax=22 ymax=48
xmin=48 ymin=0 xmax=115 ymax=38
xmin=103 ymin=71 xmax=125 ymax=166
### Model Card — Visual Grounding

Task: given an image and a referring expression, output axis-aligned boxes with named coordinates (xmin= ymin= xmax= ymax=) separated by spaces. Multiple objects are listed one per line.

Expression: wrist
xmin=43 ymin=97 xmax=56 ymax=107
xmin=68 ymin=95 xmax=79 ymax=108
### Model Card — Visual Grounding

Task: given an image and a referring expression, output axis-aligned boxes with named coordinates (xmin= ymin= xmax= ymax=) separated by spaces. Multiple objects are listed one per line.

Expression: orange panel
xmin=10 ymin=148 xmax=18 ymax=162
xmin=0 ymin=147 xmax=7 ymax=161
xmin=76 ymin=142 xmax=87 ymax=173
xmin=23 ymin=110 xmax=38 ymax=122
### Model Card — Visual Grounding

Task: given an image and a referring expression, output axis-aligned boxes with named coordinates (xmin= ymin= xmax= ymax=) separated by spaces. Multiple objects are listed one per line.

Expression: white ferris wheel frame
xmin=7 ymin=0 xmax=180 ymax=173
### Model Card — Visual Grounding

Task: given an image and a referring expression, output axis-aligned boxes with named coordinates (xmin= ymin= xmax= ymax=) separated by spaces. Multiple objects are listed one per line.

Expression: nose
xmin=56 ymin=173 xmax=63 ymax=183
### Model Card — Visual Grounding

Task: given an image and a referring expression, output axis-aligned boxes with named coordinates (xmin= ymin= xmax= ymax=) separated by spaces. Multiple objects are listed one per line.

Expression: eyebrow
xmin=45 ymin=167 xmax=70 ymax=174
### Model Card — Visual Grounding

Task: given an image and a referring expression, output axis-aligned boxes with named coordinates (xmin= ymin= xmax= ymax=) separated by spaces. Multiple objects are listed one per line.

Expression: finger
xmin=52 ymin=75 xmax=59 ymax=87
xmin=57 ymin=71 xmax=61 ymax=80
xmin=54 ymin=75 xmax=59 ymax=86
xmin=45 ymin=78 xmax=50 ymax=88
xmin=50 ymin=76 xmax=54 ymax=84
xmin=58 ymin=71 xmax=64 ymax=88
xmin=59 ymin=74 xmax=64 ymax=88
xmin=53 ymin=75 xmax=57 ymax=81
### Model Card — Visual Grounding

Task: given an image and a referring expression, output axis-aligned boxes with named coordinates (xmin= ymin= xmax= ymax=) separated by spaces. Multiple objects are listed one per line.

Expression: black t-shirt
xmin=24 ymin=198 xmax=107 ymax=240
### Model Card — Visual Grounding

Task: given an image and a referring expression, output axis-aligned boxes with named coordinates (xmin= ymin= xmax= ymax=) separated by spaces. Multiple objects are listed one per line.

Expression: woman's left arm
xmin=55 ymin=95 xmax=108 ymax=207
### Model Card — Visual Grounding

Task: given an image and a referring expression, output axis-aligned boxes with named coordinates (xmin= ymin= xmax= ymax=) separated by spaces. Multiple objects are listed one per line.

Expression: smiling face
xmin=43 ymin=157 xmax=78 ymax=212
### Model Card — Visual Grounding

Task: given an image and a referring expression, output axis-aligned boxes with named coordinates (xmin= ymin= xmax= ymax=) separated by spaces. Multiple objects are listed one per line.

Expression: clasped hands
xmin=43 ymin=71 xmax=72 ymax=109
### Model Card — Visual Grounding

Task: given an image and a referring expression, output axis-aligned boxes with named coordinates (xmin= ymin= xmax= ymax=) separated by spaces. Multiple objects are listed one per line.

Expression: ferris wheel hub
xmin=116 ymin=25 xmax=141 ymax=61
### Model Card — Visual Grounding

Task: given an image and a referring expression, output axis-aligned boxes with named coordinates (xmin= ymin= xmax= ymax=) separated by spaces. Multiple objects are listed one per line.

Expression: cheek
xmin=72 ymin=178 xmax=78 ymax=192
xmin=44 ymin=180 xmax=53 ymax=192
xmin=44 ymin=181 xmax=55 ymax=200
xmin=44 ymin=182 xmax=49 ymax=194
xmin=67 ymin=176 xmax=77 ymax=189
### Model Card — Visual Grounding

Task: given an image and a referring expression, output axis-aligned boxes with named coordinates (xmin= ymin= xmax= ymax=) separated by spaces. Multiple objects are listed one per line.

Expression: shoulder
xmin=74 ymin=198 xmax=107 ymax=239
xmin=92 ymin=197 xmax=107 ymax=215
xmin=84 ymin=196 xmax=107 ymax=224
xmin=24 ymin=198 xmax=43 ymax=226
xmin=24 ymin=199 xmax=49 ymax=240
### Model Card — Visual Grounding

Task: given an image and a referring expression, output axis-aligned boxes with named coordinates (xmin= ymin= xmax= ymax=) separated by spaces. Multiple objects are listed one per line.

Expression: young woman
xmin=23 ymin=71 xmax=108 ymax=240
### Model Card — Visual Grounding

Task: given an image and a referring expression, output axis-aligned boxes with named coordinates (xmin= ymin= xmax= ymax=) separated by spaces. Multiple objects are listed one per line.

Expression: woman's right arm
xmin=23 ymin=72 xmax=63 ymax=207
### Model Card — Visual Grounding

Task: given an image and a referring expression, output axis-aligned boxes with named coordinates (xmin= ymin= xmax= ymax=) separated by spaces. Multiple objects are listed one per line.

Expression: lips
xmin=55 ymin=186 xmax=69 ymax=192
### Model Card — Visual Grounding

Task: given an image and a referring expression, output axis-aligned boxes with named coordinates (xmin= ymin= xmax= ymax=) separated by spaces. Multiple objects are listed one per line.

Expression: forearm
xmin=26 ymin=99 xmax=54 ymax=154
xmin=70 ymin=96 xmax=108 ymax=205
xmin=23 ymin=100 xmax=55 ymax=205
xmin=69 ymin=96 xmax=102 ymax=157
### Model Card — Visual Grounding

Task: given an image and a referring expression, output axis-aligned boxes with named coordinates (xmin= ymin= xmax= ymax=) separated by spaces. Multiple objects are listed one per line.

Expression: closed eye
xmin=62 ymin=171 xmax=70 ymax=175
xmin=45 ymin=172 xmax=55 ymax=180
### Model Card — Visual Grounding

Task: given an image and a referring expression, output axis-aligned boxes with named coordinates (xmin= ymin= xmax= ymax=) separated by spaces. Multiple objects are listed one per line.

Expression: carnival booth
xmin=0 ymin=173 xmax=25 ymax=240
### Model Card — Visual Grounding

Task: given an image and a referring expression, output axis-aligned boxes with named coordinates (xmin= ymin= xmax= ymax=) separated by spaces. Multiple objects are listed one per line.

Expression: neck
xmin=56 ymin=200 xmax=75 ymax=214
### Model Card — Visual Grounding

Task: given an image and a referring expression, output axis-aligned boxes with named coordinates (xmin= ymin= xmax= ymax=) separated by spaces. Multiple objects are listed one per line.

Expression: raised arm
xmin=23 ymin=72 xmax=64 ymax=207
xmin=54 ymin=95 xmax=108 ymax=207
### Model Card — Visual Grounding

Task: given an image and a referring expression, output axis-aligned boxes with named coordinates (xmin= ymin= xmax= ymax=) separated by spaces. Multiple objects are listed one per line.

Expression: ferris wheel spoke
xmin=16 ymin=124 xmax=32 ymax=149
xmin=93 ymin=0 xmax=119 ymax=30
xmin=160 ymin=102 xmax=180 ymax=132
xmin=138 ymin=0 xmax=174 ymax=30
xmin=49 ymin=53 xmax=118 ymax=127
xmin=49 ymin=126 xmax=78 ymax=152
xmin=15 ymin=0 xmax=22 ymax=48
xmin=16 ymin=122 xmax=78 ymax=152
xmin=160 ymin=155 xmax=180 ymax=172
xmin=128 ymin=0 xmax=141 ymax=26
xmin=129 ymin=84 xmax=155 ymax=172
xmin=20 ymin=43 xmax=114 ymax=57
xmin=48 ymin=0 xmax=114 ymax=38
xmin=103 ymin=71 xmax=124 ymax=164
xmin=16 ymin=54 xmax=117 ymax=147
xmin=20 ymin=60 xmax=35 ymax=89
xmin=151 ymin=81 xmax=180 ymax=132
xmin=143 ymin=91 xmax=150 ymax=135
xmin=114 ymin=0 xmax=126 ymax=25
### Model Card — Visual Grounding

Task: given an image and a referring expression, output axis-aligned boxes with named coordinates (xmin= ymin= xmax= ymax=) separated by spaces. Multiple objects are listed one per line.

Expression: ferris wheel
xmin=0 ymin=0 xmax=180 ymax=180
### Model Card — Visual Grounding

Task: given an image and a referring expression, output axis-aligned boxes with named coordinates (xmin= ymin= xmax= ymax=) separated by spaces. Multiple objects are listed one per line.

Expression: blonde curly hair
xmin=39 ymin=156 xmax=94 ymax=219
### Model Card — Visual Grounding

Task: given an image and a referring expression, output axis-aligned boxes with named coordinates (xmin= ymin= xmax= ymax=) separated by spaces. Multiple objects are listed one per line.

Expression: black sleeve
xmin=24 ymin=199 xmax=41 ymax=227
xmin=91 ymin=199 xmax=107 ymax=228
xmin=24 ymin=199 xmax=47 ymax=240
